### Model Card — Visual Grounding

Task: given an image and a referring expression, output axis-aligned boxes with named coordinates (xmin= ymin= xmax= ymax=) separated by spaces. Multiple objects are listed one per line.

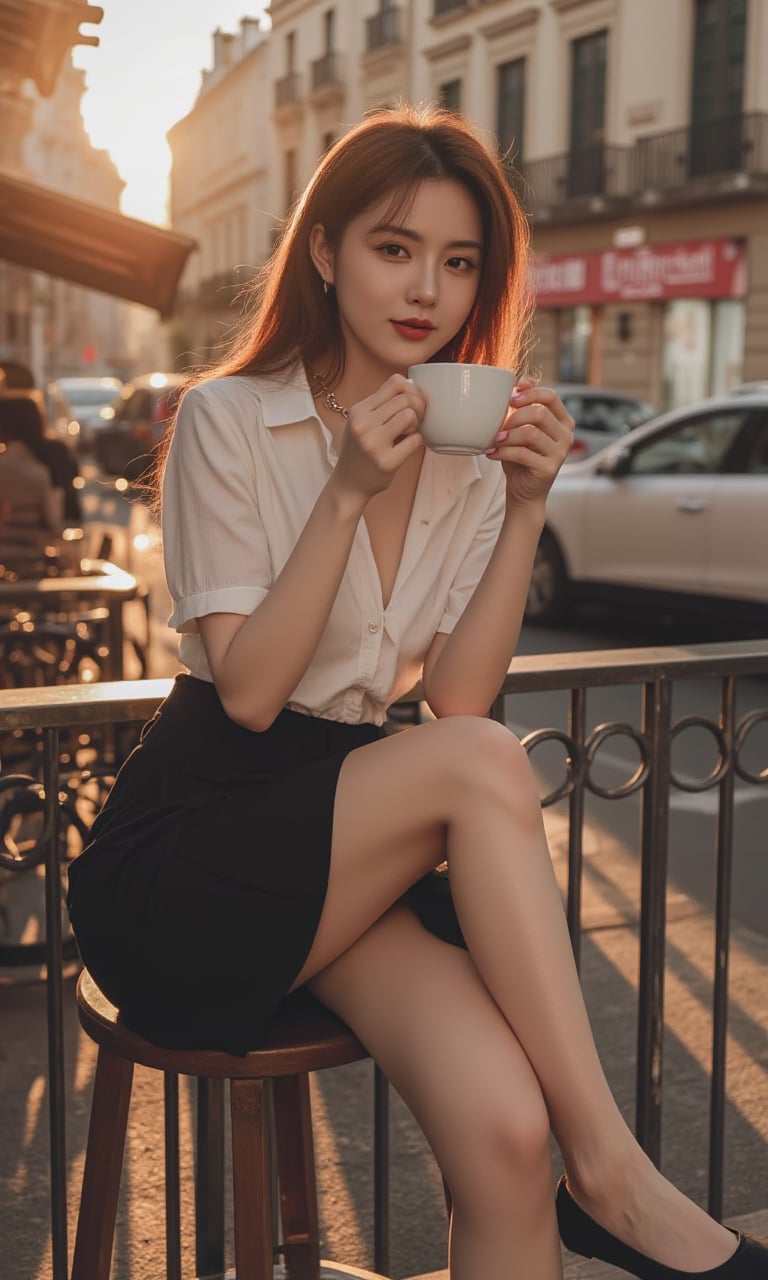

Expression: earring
xmin=323 ymin=279 xmax=330 ymax=294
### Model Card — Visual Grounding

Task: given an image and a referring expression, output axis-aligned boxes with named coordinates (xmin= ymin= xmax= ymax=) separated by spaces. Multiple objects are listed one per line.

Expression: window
xmin=569 ymin=30 xmax=607 ymax=197
xmin=560 ymin=393 xmax=653 ymax=436
xmin=690 ymin=0 xmax=747 ymax=174
xmin=663 ymin=299 xmax=745 ymax=408
xmin=558 ymin=306 xmax=593 ymax=382
xmin=628 ymin=410 xmax=748 ymax=476
xmin=284 ymin=148 xmax=298 ymax=212
xmin=744 ymin=423 xmax=768 ymax=475
xmin=439 ymin=79 xmax=462 ymax=112
xmin=496 ymin=59 xmax=525 ymax=166
xmin=323 ymin=9 xmax=336 ymax=52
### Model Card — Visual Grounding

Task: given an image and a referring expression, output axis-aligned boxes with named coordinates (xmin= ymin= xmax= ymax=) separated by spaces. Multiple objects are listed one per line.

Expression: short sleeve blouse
xmin=161 ymin=366 xmax=506 ymax=726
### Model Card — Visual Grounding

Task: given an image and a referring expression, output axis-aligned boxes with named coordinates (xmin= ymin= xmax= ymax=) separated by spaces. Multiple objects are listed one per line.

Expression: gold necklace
xmin=308 ymin=366 xmax=349 ymax=419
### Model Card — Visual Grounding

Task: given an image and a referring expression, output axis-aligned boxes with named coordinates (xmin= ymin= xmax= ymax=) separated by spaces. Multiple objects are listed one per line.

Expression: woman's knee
xmin=429 ymin=716 xmax=539 ymax=813
xmin=448 ymin=1087 xmax=553 ymax=1220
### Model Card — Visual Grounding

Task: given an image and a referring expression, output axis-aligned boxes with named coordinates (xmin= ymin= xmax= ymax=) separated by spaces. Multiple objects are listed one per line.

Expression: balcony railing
xmin=7 ymin=637 xmax=768 ymax=1278
xmin=310 ymin=50 xmax=343 ymax=93
xmin=519 ymin=113 xmax=768 ymax=218
xmin=633 ymin=111 xmax=768 ymax=192
xmin=433 ymin=0 xmax=466 ymax=15
xmin=365 ymin=5 xmax=403 ymax=52
xmin=522 ymin=143 xmax=634 ymax=208
xmin=274 ymin=70 xmax=303 ymax=111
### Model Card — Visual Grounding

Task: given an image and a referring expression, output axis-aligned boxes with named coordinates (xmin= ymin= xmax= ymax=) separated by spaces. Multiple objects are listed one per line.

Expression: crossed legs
xmin=310 ymin=904 xmax=563 ymax=1280
xmin=293 ymin=715 xmax=737 ymax=1277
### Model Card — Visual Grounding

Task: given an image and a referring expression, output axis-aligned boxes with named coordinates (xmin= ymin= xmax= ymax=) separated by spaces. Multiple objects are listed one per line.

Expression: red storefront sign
xmin=533 ymin=239 xmax=746 ymax=307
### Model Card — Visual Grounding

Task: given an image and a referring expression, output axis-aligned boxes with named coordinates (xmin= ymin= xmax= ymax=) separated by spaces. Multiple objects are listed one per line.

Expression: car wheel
xmin=526 ymin=529 xmax=569 ymax=625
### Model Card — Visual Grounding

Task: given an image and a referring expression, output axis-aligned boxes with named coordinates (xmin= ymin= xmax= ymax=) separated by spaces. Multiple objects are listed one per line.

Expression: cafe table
xmin=0 ymin=558 xmax=150 ymax=680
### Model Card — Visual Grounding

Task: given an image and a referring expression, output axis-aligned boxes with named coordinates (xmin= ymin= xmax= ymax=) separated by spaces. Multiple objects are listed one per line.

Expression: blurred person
xmin=0 ymin=397 xmax=63 ymax=564
xmin=66 ymin=104 xmax=767 ymax=1280
xmin=0 ymin=395 xmax=83 ymax=523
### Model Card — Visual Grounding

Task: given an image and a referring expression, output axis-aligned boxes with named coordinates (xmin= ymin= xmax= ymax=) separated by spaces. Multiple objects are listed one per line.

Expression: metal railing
xmin=522 ymin=143 xmax=634 ymax=209
xmin=632 ymin=111 xmax=768 ymax=192
xmin=274 ymin=70 xmax=302 ymax=111
xmin=518 ymin=112 xmax=768 ymax=216
xmin=310 ymin=50 xmax=343 ymax=93
xmin=365 ymin=5 xmax=403 ymax=52
xmin=4 ymin=637 xmax=767 ymax=1278
xmin=433 ymin=0 xmax=466 ymax=15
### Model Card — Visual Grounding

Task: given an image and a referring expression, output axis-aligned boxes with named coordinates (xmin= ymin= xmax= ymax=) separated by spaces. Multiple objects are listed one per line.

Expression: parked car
xmin=93 ymin=372 xmax=185 ymax=483
xmin=732 ymin=380 xmax=768 ymax=396
xmin=555 ymin=384 xmax=656 ymax=462
xmin=46 ymin=376 xmax=124 ymax=451
xmin=526 ymin=392 xmax=768 ymax=625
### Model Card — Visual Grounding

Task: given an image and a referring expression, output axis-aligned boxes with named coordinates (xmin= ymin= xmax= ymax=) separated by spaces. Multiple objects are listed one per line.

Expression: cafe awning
xmin=0 ymin=170 xmax=197 ymax=316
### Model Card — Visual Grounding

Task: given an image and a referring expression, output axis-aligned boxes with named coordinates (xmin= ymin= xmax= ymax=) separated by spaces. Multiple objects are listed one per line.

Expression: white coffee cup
xmin=408 ymin=362 xmax=515 ymax=455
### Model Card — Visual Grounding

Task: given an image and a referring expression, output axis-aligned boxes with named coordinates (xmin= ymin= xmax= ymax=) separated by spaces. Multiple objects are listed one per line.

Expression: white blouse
xmin=162 ymin=365 xmax=506 ymax=726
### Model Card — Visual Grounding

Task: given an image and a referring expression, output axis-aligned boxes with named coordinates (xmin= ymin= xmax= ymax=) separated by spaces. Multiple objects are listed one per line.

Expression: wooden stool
xmin=72 ymin=969 xmax=388 ymax=1280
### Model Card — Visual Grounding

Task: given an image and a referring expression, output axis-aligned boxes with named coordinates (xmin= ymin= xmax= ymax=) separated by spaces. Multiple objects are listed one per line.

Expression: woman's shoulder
xmin=184 ymin=364 xmax=305 ymax=411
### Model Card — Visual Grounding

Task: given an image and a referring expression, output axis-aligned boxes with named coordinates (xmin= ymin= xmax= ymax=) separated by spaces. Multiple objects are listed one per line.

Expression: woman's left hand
xmin=485 ymin=379 xmax=575 ymax=507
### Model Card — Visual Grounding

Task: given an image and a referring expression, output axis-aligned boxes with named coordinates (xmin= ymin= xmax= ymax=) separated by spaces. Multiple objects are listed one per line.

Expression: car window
xmin=744 ymin=423 xmax=768 ymax=474
xmin=627 ymin=410 xmax=749 ymax=476
xmin=562 ymin=394 xmax=653 ymax=435
xmin=66 ymin=388 xmax=120 ymax=407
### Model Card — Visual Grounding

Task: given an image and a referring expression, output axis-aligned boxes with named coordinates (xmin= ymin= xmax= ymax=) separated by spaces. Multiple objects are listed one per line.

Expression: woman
xmin=66 ymin=104 xmax=767 ymax=1279
xmin=0 ymin=395 xmax=83 ymax=524
xmin=0 ymin=395 xmax=63 ymax=564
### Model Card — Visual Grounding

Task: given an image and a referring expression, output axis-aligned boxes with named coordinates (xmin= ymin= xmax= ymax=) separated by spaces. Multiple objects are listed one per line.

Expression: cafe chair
xmin=71 ymin=969 xmax=390 ymax=1280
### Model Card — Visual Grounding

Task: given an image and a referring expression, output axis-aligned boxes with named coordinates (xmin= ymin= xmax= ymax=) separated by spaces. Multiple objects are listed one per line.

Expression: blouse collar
xmin=253 ymin=359 xmax=484 ymax=489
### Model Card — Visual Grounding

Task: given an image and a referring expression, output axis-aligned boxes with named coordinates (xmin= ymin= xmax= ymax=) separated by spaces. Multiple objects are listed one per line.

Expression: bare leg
xmin=308 ymin=903 xmax=563 ymax=1280
xmin=293 ymin=716 xmax=736 ymax=1272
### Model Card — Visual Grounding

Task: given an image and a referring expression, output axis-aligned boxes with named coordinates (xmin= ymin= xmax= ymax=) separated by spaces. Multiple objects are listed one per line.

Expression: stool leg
xmin=163 ymin=1072 xmax=182 ymax=1280
xmin=272 ymin=1074 xmax=320 ymax=1280
xmin=230 ymin=1077 xmax=273 ymax=1280
xmin=373 ymin=1066 xmax=390 ymax=1276
xmin=71 ymin=1046 xmax=134 ymax=1280
xmin=195 ymin=1076 xmax=226 ymax=1277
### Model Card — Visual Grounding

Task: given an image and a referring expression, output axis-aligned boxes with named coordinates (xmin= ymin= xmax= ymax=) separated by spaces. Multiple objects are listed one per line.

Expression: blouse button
xmin=368 ymin=621 xmax=380 ymax=634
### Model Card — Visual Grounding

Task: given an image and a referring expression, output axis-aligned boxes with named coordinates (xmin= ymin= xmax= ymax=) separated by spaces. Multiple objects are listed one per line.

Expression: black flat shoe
xmin=555 ymin=1176 xmax=768 ymax=1278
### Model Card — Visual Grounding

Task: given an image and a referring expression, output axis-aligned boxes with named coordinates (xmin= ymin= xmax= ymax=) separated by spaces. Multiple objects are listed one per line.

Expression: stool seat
xmin=77 ymin=968 xmax=370 ymax=1076
xmin=72 ymin=969 xmax=385 ymax=1280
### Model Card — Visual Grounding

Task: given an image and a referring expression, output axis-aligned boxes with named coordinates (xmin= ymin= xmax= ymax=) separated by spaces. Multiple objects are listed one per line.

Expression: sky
xmin=72 ymin=0 xmax=269 ymax=225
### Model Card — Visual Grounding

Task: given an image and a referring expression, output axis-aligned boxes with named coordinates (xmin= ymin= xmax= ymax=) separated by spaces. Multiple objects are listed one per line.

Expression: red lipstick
xmin=391 ymin=318 xmax=436 ymax=341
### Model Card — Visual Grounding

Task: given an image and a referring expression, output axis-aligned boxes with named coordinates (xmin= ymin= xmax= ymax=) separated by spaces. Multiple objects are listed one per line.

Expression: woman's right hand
xmin=330 ymin=374 xmax=426 ymax=502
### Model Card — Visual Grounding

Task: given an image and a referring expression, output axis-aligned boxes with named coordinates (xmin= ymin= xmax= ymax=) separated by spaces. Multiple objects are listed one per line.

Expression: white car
xmin=526 ymin=393 xmax=768 ymax=625
xmin=46 ymin=376 xmax=124 ymax=451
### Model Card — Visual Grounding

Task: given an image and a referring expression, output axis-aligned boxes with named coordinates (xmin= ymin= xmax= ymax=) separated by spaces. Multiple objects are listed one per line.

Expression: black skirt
xmin=66 ymin=674 xmax=384 ymax=1054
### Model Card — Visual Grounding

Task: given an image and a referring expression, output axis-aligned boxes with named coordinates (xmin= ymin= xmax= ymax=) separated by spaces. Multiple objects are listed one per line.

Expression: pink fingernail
xmin=495 ymin=429 xmax=509 ymax=442
xmin=510 ymin=391 xmax=525 ymax=403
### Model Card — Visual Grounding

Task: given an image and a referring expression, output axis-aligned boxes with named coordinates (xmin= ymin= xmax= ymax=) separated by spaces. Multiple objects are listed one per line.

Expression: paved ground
xmin=1 ymin=802 xmax=766 ymax=1279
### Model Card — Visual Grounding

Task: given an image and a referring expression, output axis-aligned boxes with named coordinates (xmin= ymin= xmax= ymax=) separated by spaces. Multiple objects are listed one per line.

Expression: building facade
xmin=170 ymin=0 xmax=768 ymax=408
xmin=22 ymin=60 xmax=132 ymax=381
xmin=0 ymin=58 xmax=133 ymax=383
xmin=167 ymin=18 xmax=271 ymax=365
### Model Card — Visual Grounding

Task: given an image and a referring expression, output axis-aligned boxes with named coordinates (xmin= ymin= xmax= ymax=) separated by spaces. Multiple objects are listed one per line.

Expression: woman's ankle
xmin=563 ymin=1131 xmax=646 ymax=1208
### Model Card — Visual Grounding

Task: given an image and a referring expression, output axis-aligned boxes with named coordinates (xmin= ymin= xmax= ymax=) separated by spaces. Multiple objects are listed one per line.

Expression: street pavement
xmin=0 ymin=480 xmax=766 ymax=1278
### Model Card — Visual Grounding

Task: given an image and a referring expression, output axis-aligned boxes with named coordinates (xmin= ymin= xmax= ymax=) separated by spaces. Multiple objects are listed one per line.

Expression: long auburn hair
xmin=165 ymin=101 xmax=532 ymax=456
